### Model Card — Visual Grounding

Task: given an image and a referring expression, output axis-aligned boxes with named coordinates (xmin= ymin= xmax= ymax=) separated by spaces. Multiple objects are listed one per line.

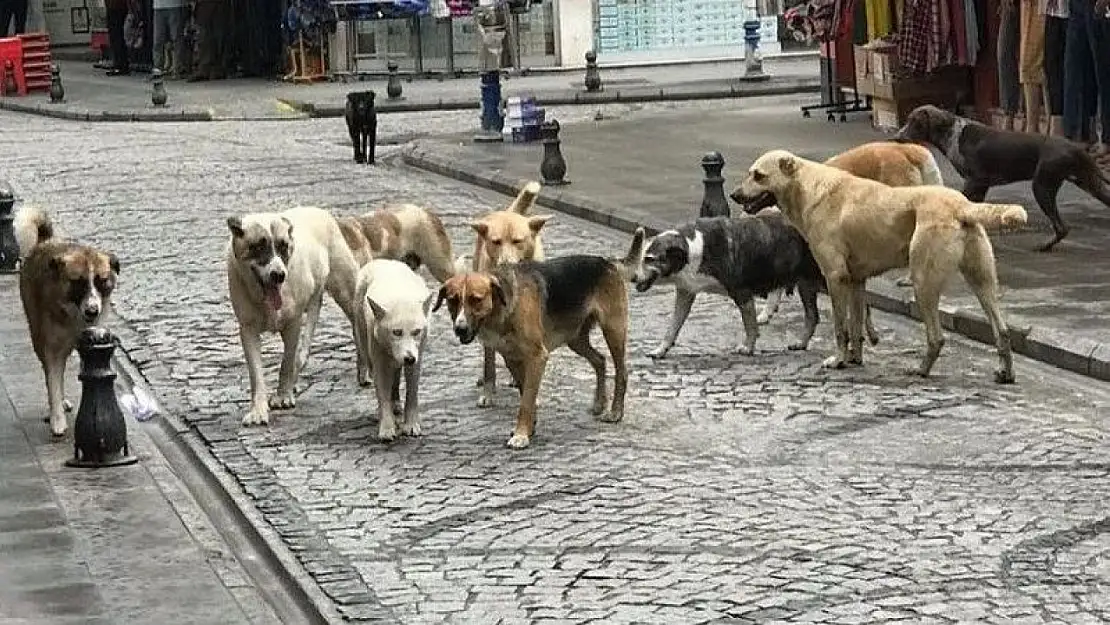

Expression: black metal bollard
xmin=49 ymin=64 xmax=65 ymax=104
xmin=2 ymin=60 xmax=16 ymax=96
xmin=65 ymin=327 xmax=138 ymax=469
xmin=699 ymin=151 xmax=730 ymax=218
xmin=0 ymin=182 xmax=18 ymax=273
xmin=151 ymin=69 xmax=168 ymax=107
xmin=540 ymin=119 xmax=569 ymax=186
xmin=386 ymin=61 xmax=403 ymax=100
xmin=583 ymin=51 xmax=602 ymax=93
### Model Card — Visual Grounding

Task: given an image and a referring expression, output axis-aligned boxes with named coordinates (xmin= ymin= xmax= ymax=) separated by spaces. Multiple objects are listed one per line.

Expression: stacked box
xmin=502 ymin=97 xmax=545 ymax=143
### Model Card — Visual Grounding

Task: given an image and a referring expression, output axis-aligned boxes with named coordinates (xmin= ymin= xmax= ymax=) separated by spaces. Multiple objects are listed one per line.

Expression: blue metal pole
xmin=480 ymin=70 xmax=504 ymax=134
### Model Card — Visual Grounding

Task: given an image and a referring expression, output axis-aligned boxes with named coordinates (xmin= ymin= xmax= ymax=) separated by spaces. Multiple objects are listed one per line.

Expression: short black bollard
xmin=386 ymin=61 xmax=403 ymax=100
xmin=540 ymin=119 xmax=569 ymax=186
xmin=2 ymin=60 xmax=16 ymax=96
xmin=151 ymin=69 xmax=168 ymax=107
xmin=583 ymin=51 xmax=602 ymax=93
xmin=0 ymin=181 xmax=19 ymax=273
xmin=49 ymin=64 xmax=65 ymax=103
xmin=65 ymin=327 xmax=139 ymax=469
xmin=699 ymin=151 xmax=730 ymax=218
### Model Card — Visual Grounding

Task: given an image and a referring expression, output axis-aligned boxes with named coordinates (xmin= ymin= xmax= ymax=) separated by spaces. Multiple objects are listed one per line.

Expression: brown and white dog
xmin=454 ymin=181 xmax=552 ymax=407
xmin=434 ymin=254 xmax=629 ymax=449
xmin=16 ymin=205 xmax=120 ymax=437
xmin=337 ymin=203 xmax=455 ymax=282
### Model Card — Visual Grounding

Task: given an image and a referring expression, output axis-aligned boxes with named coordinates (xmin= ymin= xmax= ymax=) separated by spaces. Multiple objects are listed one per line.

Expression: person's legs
xmin=11 ymin=0 xmax=26 ymax=33
xmin=1019 ymin=0 xmax=1046 ymax=133
xmin=0 ymin=1 xmax=14 ymax=37
xmin=189 ymin=0 xmax=215 ymax=80
xmin=1062 ymin=7 xmax=1090 ymax=140
xmin=998 ymin=3 xmax=1022 ymax=129
xmin=152 ymin=9 xmax=169 ymax=71
xmin=106 ymin=6 xmax=131 ymax=74
xmin=166 ymin=7 xmax=184 ymax=76
xmin=1086 ymin=11 xmax=1110 ymax=149
xmin=1044 ymin=16 xmax=1067 ymax=135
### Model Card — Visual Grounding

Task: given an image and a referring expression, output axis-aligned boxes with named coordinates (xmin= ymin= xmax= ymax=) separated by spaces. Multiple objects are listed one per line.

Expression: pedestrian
xmin=0 ymin=0 xmax=29 ymax=37
xmin=997 ymin=0 xmax=1022 ymax=131
xmin=1018 ymin=0 xmax=1047 ymax=133
xmin=1062 ymin=0 xmax=1110 ymax=153
xmin=152 ymin=0 xmax=186 ymax=77
xmin=105 ymin=0 xmax=132 ymax=76
xmin=1042 ymin=0 xmax=1069 ymax=136
xmin=188 ymin=0 xmax=228 ymax=81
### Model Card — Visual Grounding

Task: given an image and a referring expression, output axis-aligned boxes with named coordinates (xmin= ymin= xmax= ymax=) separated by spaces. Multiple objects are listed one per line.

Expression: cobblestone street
xmin=3 ymin=101 xmax=1110 ymax=624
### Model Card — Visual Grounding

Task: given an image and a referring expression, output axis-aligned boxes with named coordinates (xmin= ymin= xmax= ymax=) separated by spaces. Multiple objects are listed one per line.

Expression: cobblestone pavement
xmin=3 ymin=102 xmax=1110 ymax=624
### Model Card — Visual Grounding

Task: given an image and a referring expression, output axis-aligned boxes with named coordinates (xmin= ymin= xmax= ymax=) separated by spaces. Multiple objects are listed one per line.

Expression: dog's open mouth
xmin=735 ymin=190 xmax=776 ymax=214
xmin=634 ymin=271 xmax=660 ymax=293
xmin=262 ymin=283 xmax=283 ymax=310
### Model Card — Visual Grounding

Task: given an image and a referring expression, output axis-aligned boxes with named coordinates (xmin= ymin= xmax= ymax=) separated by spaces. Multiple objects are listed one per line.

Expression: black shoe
xmin=106 ymin=68 xmax=131 ymax=76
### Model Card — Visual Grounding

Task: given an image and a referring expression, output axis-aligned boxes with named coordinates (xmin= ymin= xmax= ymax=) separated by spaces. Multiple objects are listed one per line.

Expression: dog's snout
xmin=82 ymin=304 xmax=100 ymax=321
xmin=270 ymin=270 xmax=286 ymax=284
xmin=403 ymin=355 xmax=416 ymax=366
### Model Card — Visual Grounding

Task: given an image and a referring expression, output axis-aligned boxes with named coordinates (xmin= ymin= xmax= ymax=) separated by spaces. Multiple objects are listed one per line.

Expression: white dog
xmin=226 ymin=206 xmax=360 ymax=426
xmin=354 ymin=259 xmax=435 ymax=441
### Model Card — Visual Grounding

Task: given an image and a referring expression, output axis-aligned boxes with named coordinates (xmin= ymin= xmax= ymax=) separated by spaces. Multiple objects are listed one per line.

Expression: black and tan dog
xmin=16 ymin=205 xmax=120 ymax=437
xmin=434 ymin=255 xmax=629 ymax=449
xmin=345 ymin=90 xmax=378 ymax=165
xmin=896 ymin=104 xmax=1110 ymax=252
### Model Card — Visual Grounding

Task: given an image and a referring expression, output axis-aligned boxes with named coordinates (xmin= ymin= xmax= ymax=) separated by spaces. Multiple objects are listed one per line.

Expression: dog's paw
xmin=268 ymin=392 xmax=296 ymax=410
xmin=994 ymin=368 xmax=1016 ymax=384
xmin=357 ymin=374 xmax=373 ymax=388
xmin=822 ymin=355 xmax=847 ymax=369
xmin=905 ymin=367 xmax=930 ymax=378
xmin=736 ymin=345 xmax=757 ymax=356
xmin=787 ymin=341 xmax=809 ymax=351
xmin=49 ymin=416 xmax=67 ymax=438
xmin=506 ymin=432 xmax=531 ymax=449
xmin=477 ymin=393 xmax=492 ymax=408
xmin=63 ymin=399 xmax=74 ymax=413
xmin=242 ymin=408 xmax=270 ymax=426
xmin=895 ymin=276 xmax=914 ymax=287
xmin=867 ymin=331 xmax=881 ymax=346
xmin=392 ymin=403 xmax=403 ymax=417
xmin=756 ymin=313 xmax=772 ymax=325
xmin=590 ymin=396 xmax=608 ymax=416
xmin=647 ymin=346 xmax=669 ymax=360
xmin=378 ymin=421 xmax=399 ymax=442
xmin=597 ymin=408 xmax=623 ymax=423
xmin=401 ymin=419 xmax=422 ymax=437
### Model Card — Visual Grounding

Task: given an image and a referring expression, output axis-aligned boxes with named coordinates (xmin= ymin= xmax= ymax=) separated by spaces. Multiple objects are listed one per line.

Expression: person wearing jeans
xmin=998 ymin=0 xmax=1022 ymax=130
xmin=152 ymin=0 xmax=186 ymax=76
xmin=0 ymin=0 xmax=28 ymax=36
xmin=1063 ymin=0 xmax=1110 ymax=152
xmin=1042 ymin=0 xmax=1069 ymax=136
xmin=105 ymin=0 xmax=131 ymax=75
xmin=189 ymin=0 xmax=228 ymax=81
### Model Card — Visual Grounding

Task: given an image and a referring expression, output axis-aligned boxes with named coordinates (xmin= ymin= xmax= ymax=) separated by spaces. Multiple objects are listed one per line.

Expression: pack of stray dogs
xmin=16 ymin=104 xmax=1110 ymax=448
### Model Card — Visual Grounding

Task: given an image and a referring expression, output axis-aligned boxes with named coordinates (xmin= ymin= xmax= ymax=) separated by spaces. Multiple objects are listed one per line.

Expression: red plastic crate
xmin=0 ymin=37 xmax=27 ymax=97
xmin=19 ymin=33 xmax=51 ymax=93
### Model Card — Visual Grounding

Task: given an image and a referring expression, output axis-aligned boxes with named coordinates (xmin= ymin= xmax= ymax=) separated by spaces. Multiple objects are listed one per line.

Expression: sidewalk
xmin=401 ymin=98 xmax=1110 ymax=382
xmin=0 ymin=57 xmax=820 ymax=122
xmin=0 ymin=276 xmax=284 ymax=625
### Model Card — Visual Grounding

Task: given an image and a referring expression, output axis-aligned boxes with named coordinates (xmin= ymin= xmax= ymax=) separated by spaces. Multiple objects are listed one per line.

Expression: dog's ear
xmin=227 ymin=216 xmax=245 ymax=238
xmin=623 ymin=227 xmax=646 ymax=265
xmin=471 ymin=221 xmax=489 ymax=238
xmin=108 ymin=252 xmax=121 ymax=276
xmin=527 ymin=215 xmax=552 ymax=234
xmin=280 ymin=217 xmax=294 ymax=238
xmin=777 ymin=155 xmax=798 ymax=177
xmin=48 ymin=254 xmax=65 ymax=275
xmin=431 ymin=284 xmax=449 ymax=313
xmin=365 ymin=294 xmax=388 ymax=320
xmin=423 ymin=290 xmax=437 ymax=316
xmin=490 ymin=277 xmax=508 ymax=309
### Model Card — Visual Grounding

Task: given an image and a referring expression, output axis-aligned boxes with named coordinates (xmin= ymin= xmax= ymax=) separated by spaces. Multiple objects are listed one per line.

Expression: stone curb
xmin=400 ymin=141 xmax=1110 ymax=383
xmin=0 ymin=97 xmax=215 ymax=121
xmin=105 ymin=319 xmax=394 ymax=623
xmin=280 ymin=76 xmax=822 ymax=118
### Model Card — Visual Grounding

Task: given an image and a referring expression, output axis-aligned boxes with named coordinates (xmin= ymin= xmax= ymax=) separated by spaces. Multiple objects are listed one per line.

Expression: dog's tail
xmin=612 ymin=227 xmax=647 ymax=281
xmin=14 ymin=204 xmax=55 ymax=257
xmin=958 ymin=202 xmax=1028 ymax=229
xmin=912 ymin=146 xmax=945 ymax=186
xmin=506 ymin=181 xmax=542 ymax=215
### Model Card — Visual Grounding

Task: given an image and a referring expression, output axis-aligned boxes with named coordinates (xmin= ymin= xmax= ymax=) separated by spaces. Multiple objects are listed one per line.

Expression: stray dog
xmin=736 ymin=140 xmax=947 ymax=315
xmin=345 ymin=90 xmax=378 ymax=165
xmin=338 ymin=203 xmax=455 ymax=282
xmin=733 ymin=149 xmax=1026 ymax=383
xmin=460 ymin=181 xmax=551 ymax=407
xmin=226 ymin=206 xmax=361 ymax=426
xmin=622 ymin=213 xmax=877 ymax=359
xmin=895 ymin=104 xmax=1110 ymax=252
xmin=434 ymin=255 xmax=628 ymax=449
xmin=16 ymin=206 xmax=120 ymax=437
xmin=354 ymin=259 xmax=435 ymax=442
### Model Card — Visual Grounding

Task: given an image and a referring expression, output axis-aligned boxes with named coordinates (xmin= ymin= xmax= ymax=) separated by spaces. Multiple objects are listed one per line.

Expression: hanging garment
xmin=865 ymin=0 xmax=892 ymax=38
xmin=948 ymin=0 xmax=967 ymax=64
xmin=898 ymin=0 xmax=932 ymax=74
xmin=964 ymin=0 xmax=978 ymax=65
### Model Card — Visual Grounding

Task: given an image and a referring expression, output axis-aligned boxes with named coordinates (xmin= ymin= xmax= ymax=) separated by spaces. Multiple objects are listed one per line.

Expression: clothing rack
xmin=796 ymin=0 xmax=871 ymax=122
xmin=801 ymin=41 xmax=871 ymax=121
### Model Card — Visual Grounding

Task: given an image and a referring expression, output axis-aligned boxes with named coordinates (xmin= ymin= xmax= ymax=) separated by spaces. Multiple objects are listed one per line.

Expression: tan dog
xmin=337 ymin=204 xmax=455 ymax=282
xmin=16 ymin=206 xmax=120 ymax=437
xmin=732 ymin=149 xmax=1026 ymax=383
xmin=458 ymin=181 xmax=553 ymax=407
xmin=434 ymin=255 xmax=629 ymax=449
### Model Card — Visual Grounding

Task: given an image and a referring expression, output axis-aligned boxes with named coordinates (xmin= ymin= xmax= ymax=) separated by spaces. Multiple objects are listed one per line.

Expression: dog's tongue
xmin=264 ymin=285 xmax=283 ymax=310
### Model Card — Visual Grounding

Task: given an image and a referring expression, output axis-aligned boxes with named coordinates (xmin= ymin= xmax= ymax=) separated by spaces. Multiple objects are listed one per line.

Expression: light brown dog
xmin=16 ymin=205 xmax=120 ymax=437
xmin=458 ymin=181 xmax=553 ymax=406
xmin=337 ymin=203 xmax=454 ymax=282
xmin=434 ymin=255 xmax=629 ymax=449
xmin=732 ymin=149 xmax=1026 ymax=383
xmin=824 ymin=140 xmax=945 ymax=188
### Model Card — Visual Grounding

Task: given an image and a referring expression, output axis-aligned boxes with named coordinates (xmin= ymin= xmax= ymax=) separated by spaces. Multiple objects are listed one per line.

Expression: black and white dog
xmin=625 ymin=213 xmax=823 ymax=359
xmin=624 ymin=213 xmax=879 ymax=359
xmin=344 ymin=90 xmax=378 ymax=165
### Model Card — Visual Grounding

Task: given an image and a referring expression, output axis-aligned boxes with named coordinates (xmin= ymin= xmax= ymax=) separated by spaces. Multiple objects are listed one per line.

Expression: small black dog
xmin=345 ymin=90 xmax=378 ymax=165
